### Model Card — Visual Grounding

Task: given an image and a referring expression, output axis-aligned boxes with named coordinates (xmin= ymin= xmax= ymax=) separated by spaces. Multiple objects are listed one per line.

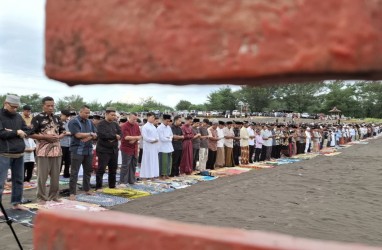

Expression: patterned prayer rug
xmin=102 ymin=188 xmax=151 ymax=199
xmin=0 ymin=209 xmax=36 ymax=228
xmin=2 ymin=181 xmax=38 ymax=195
xmin=23 ymin=199 xmax=108 ymax=212
xmin=76 ymin=193 xmax=129 ymax=207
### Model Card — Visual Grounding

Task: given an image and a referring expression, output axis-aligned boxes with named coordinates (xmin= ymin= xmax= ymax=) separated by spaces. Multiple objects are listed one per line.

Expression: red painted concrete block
xmin=45 ymin=0 xmax=382 ymax=85
xmin=34 ymin=210 xmax=380 ymax=250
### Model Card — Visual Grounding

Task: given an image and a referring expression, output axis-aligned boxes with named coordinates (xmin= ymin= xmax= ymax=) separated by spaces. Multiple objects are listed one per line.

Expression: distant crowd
xmin=0 ymin=94 xmax=381 ymax=213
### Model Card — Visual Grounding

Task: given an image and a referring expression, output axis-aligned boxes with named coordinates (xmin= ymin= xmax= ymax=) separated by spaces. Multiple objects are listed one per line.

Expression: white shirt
xmin=247 ymin=127 xmax=255 ymax=146
xmin=157 ymin=123 xmax=174 ymax=153
xmin=23 ymin=138 xmax=36 ymax=162
xmin=223 ymin=127 xmax=234 ymax=148
xmin=261 ymin=129 xmax=272 ymax=147
xmin=216 ymin=127 xmax=225 ymax=148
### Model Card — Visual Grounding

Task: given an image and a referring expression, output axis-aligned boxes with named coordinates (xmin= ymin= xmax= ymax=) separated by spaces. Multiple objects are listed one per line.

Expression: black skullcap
xmin=93 ymin=115 xmax=101 ymax=120
xmin=226 ymin=121 xmax=233 ymax=125
xmin=61 ymin=109 xmax=71 ymax=116
xmin=23 ymin=105 xmax=32 ymax=111
xmin=218 ymin=121 xmax=225 ymax=125
xmin=186 ymin=115 xmax=193 ymax=120
xmin=193 ymin=118 xmax=200 ymax=123
xmin=163 ymin=114 xmax=171 ymax=120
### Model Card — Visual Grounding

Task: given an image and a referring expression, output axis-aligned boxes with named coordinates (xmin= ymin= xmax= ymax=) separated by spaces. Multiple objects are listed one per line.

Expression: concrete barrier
xmin=45 ymin=0 xmax=382 ymax=85
xmin=34 ymin=210 xmax=381 ymax=250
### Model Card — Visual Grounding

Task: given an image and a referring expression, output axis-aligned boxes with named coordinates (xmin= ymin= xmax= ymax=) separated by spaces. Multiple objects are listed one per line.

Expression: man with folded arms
xmin=119 ymin=112 xmax=141 ymax=186
xmin=95 ymin=107 xmax=121 ymax=190
xmin=67 ymin=105 xmax=97 ymax=200
xmin=0 ymin=95 xmax=31 ymax=213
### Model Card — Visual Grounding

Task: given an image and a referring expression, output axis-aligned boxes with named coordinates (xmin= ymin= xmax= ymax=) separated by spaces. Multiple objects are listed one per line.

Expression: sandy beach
xmin=1 ymin=135 xmax=382 ymax=249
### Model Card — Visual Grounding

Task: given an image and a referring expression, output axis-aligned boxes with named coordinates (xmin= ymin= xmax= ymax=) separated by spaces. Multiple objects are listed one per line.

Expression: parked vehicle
xmin=301 ymin=113 xmax=310 ymax=118
xmin=197 ymin=111 xmax=204 ymax=116
xmin=232 ymin=110 xmax=240 ymax=116
xmin=211 ymin=110 xmax=219 ymax=116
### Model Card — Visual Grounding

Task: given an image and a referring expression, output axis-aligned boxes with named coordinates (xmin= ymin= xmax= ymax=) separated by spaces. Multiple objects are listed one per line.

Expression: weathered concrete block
xmin=45 ymin=0 xmax=382 ymax=85
xmin=34 ymin=210 xmax=380 ymax=250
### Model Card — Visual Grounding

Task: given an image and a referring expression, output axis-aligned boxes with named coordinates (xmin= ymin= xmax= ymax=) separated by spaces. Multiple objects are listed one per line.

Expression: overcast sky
xmin=0 ymin=0 xmax=240 ymax=108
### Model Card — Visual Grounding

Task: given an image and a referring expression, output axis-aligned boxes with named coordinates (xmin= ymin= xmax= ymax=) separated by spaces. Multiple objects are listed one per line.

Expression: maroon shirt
xmin=120 ymin=121 xmax=141 ymax=157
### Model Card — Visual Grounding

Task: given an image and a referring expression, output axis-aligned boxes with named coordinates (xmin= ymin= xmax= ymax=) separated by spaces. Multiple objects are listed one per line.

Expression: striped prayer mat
xmin=76 ymin=193 xmax=129 ymax=207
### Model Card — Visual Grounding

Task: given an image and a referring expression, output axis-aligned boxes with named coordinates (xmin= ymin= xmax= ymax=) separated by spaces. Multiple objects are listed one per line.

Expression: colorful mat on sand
xmin=320 ymin=147 xmax=337 ymax=153
xmin=2 ymin=181 xmax=38 ymax=195
xmin=103 ymin=188 xmax=151 ymax=199
xmin=129 ymin=182 xmax=175 ymax=194
xmin=338 ymin=144 xmax=352 ymax=148
xmin=349 ymin=141 xmax=369 ymax=145
xmin=59 ymin=176 xmax=70 ymax=185
xmin=76 ymin=193 xmax=129 ymax=207
xmin=292 ymin=153 xmax=319 ymax=160
xmin=323 ymin=152 xmax=342 ymax=156
xmin=210 ymin=167 xmax=250 ymax=177
xmin=0 ymin=209 xmax=36 ymax=228
xmin=263 ymin=158 xmax=303 ymax=166
xmin=23 ymin=199 xmax=108 ymax=212
xmin=188 ymin=175 xmax=218 ymax=181
xmin=240 ymin=164 xmax=275 ymax=169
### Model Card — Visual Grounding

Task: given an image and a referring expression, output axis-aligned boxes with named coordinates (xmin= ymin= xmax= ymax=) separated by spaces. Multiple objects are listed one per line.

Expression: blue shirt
xmin=68 ymin=116 xmax=97 ymax=155
xmin=60 ymin=121 xmax=71 ymax=147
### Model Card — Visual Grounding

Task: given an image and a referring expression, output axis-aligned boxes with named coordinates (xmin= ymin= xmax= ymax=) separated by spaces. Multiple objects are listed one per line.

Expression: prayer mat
xmin=338 ymin=144 xmax=352 ymax=148
xmin=24 ymin=199 xmax=108 ymax=212
xmin=130 ymin=182 xmax=175 ymax=194
xmin=76 ymin=193 xmax=129 ymax=207
xmin=240 ymin=164 xmax=275 ymax=169
xmin=102 ymin=188 xmax=150 ymax=199
xmin=323 ymin=152 xmax=342 ymax=156
xmin=264 ymin=159 xmax=302 ymax=166
xmin=2 ymin=181 xmax=38 ymax=195
xmin=349 ymin=141 xmax=369 ymax=145
xmin=188 ymin=175 xmax=218 ymax=181
xmin=169 ymin=177 xmax=199 ymax=185
xmin=59 ymin=176 xmax=70 ymax=185
xmin=210 ymin=167 xmax=250 ymax=177
xmin=292 ymin=153 xmax=319 ymax=160
xmin=0 ymin=209 xmax=36 ymax=228
xmin=320 ymin=147 xmax=337 ymax=153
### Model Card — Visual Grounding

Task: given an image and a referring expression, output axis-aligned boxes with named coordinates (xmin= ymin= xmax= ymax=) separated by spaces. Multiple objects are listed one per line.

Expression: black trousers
xmin=248 ymin=145 xmax=255 ymax=163
xmin=24 ymin=162 xmax=35 ymax=182
xmin=192 ymin=148 xmax=199 ymax=170
xmin=138 ymin=148 xmax=143 ymax=164
xmin=272 ymin=145 xmax=282 ymax=159
xmin=60 ymin=146 xmax=71 ymax=177
xmin=296 ymin=142 xmax=305 ymax=154
xmin=96 ymin=151 xmax=118 ymax=189
xmin=254 ymin=148 xmax=262 ymax=162
xmin=260 ymin=145 xmax=267 ymax=161
xmin=233 ymin=145 xmax=241 ymax=166
xmin=170 ymin=149 xmax=182 ymax=177
xmin=206 ymin=149 xmax=217 ymax=170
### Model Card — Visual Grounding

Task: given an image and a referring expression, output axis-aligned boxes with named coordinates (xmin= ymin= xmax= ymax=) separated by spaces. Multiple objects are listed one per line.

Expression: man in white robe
xmin=140 ymin=112 xmax=159 ymax=179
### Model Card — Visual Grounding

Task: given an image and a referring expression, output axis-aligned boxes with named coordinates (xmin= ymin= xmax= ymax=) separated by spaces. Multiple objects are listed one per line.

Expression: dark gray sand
xmin=1 ymin=136 xmax=381 ymax=249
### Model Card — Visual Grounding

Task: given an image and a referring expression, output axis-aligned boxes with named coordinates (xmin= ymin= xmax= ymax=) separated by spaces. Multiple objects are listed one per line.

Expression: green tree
xmin=206 ymin=86 xmax=237 ymax=111
xmin=321 ymin=80 xmax=362 ymax=118
xmin=235 ymin=86 xmax=275 ymax=112
xmin=175 ymin=100 xmax=192 ymax=111
xmin=273 ymin=81 xmax=325 ymax=113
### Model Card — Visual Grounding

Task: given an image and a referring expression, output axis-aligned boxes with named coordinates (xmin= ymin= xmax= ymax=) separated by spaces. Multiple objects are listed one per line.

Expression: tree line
xmin=1 ymin=80 xmax=382 ymax=118
xmin=176 ymin=80 xmax=382 ymax=118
